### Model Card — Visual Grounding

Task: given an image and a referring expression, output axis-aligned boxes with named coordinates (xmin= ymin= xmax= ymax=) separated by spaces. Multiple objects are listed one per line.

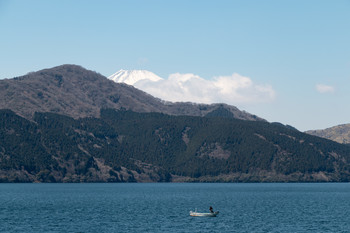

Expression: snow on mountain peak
xmin=108 ymin=69 xmax=275 ymax=106
xmin=108 ymin=69 xmax=162 ymax=85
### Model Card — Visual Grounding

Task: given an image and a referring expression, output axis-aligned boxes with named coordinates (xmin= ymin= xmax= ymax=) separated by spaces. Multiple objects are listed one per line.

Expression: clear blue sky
xmin=1 ymin=0 xmax=350 ymax=131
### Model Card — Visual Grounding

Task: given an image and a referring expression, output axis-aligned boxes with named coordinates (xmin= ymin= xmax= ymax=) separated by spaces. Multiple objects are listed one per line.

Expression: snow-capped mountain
xmin=108 ymin=69 xmax=275 ymax=107
xmin=108 ymin=69 xmax=162 ymax=85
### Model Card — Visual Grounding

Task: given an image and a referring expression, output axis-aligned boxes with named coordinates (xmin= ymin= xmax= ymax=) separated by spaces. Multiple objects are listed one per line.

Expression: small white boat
xmin=190 ymin=210 xmax=219 ymax=217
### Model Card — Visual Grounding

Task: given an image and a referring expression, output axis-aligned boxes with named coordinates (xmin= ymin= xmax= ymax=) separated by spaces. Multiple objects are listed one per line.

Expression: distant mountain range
xmin=306 ymin=124 xmax=350 ymax=144
xmin=1 ymin=64 xmax=350 ymax=182
xmin=0 ymin=65 xmax=262 ymax=121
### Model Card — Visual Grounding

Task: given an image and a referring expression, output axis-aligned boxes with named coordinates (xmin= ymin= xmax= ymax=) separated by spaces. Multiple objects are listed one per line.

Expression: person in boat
xmin=209 ymin=206 xmax=214 ymax=213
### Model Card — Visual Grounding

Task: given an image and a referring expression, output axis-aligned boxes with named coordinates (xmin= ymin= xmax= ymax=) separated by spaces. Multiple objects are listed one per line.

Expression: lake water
xmin=1 ymin=183 xmax=350 ymax=232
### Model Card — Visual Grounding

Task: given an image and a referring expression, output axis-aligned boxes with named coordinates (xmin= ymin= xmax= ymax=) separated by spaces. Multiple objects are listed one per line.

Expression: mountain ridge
xmin=306 ymin=124 xmax=350 ymax=144
xmin=0 ymin=64 xmax=264 ymax=122
xmin=2 ymin=65 xmax=350 ymax=183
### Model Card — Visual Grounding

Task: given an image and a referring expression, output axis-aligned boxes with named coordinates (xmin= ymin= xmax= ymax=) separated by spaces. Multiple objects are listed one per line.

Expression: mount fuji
xmin=108 ymin=69 xmax=162 ymax=85
xmin=108 ymin=68 xmax=275 ymax=108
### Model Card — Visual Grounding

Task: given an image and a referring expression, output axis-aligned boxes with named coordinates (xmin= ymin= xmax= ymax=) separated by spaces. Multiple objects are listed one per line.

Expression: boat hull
xmin=190 ymin=211 xmax=219 ymax=217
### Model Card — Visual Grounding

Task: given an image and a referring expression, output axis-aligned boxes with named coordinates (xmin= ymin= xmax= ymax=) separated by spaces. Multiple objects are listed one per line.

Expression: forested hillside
xmin=1 ymin=109 xmax=350 ymax=182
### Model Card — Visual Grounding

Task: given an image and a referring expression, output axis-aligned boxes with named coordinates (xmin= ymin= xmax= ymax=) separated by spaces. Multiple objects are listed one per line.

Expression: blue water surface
xmin=0 ymin=183 xmax=350 ymax=232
